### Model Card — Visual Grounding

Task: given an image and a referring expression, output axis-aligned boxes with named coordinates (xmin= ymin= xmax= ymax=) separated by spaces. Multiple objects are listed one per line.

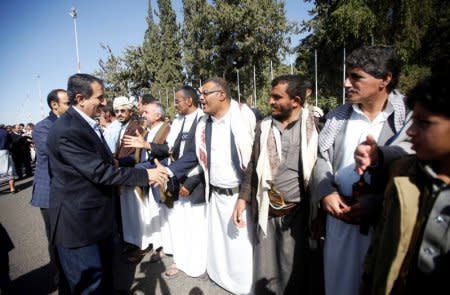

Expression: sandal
xmin=162 ymin=264 xmax=180 ymax=280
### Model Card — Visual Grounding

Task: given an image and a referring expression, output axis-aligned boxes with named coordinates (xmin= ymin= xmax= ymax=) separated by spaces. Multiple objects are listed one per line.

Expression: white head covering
xmin=113 ymin=96 xmax=133 ymax=110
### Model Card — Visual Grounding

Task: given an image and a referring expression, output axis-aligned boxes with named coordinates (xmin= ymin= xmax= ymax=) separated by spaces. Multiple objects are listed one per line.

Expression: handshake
xmin=146 ymin=158 xmax=170 ymax=186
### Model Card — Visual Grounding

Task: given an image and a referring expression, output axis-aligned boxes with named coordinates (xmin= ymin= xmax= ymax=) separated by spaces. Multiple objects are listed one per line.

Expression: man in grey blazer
xmin=311 ymin=45 xmax=413 ymax=295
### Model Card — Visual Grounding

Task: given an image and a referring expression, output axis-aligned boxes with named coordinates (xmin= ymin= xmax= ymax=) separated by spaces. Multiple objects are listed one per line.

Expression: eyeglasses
xmin=114 ymin=109 xmax=128 ymax=114
xmin=174 ymin=98 xmax=188 ymax=104
xmin=199 ymin=89 xmax=222 ymax=97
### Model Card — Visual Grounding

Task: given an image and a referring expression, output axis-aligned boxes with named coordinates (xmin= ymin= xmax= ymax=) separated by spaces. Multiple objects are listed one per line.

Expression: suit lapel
xmin=68 ymin=107 xmax=113 ymax=161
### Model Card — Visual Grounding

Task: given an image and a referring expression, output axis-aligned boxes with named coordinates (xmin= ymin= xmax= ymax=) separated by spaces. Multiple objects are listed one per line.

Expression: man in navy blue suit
xmin=47 ymin=73 xmax=168 ymax=294
xmin=31 ymin=88 xmax=70 ymax=292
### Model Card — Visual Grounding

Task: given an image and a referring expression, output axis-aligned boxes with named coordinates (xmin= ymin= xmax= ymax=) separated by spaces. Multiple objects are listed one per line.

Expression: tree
xmin=182 ymin=0 xmax=215 ymax=85
xmin=154 ymin=0 xmax=184 ymax=89
xmin=296 ymin=0 xmax=442 ymax=104
xmin=95 ymin=44 xmax=129 ymax=100
xmin=210 ymin=0 xmax=292 ymax=103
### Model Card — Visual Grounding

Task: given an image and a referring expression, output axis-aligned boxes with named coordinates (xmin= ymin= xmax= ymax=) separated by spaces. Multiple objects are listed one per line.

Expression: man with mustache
xmin=311 ymin=45 xmax=413 ymax=295
xmin=233 ymin=75 xmax=319 ymax=294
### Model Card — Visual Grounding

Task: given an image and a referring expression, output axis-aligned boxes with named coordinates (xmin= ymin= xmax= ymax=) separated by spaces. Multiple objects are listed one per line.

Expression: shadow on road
xmin=132 ymin=259 xmax=169 ymax=295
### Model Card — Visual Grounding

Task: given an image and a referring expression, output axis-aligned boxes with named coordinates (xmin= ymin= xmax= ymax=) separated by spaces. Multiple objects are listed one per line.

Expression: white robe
xmin=165 ymin=109 xmax=208 ymax=276
xmin=121 ymin=122 xmax=165 ymax=250
xmin=324 ymin=105 xmax=391 ymax=295
xmin=207 ymin=190 xmax=254 ymax=295
xmin=195 ymin=100 xmax=255 ymax=294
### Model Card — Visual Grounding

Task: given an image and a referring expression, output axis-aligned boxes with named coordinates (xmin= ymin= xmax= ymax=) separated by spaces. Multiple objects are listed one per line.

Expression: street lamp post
xmin=37 ymin=75 xmax=44 ymax=119
xmin=69 ymin=7 xmax=81 ymax=73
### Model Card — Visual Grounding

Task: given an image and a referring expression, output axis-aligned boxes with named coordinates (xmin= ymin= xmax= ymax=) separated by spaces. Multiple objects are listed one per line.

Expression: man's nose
xmin=344 ymin=77 xmax=352 ymax=88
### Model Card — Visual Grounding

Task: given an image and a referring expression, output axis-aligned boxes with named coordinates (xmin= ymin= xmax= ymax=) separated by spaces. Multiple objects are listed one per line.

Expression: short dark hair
xmin=47 ymin=89 xmax=66 ymax=108
xmin=67 ymin=73 xmax=104 ymax=105
xmin=271 ymin=75 xmax=304 ymax=105
xmin=346 ymin=45 xmax=401 ymax=92
xmin=406 ymin=73 xmax=450 ymax=118
xmin=100 ymin=104 xmax=115 ymax=117
xmin=141 ymin=94 xmax=156 ymax=105
xmin=175 ymin=85 xmax=200 ymax=107
xmin=300 ymin=79 xmax=313 ymax=103
xmin=204 ymin=77 xmax=231 ymax=100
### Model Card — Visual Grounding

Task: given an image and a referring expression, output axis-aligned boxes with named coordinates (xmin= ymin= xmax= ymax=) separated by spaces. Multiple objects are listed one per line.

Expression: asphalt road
xmin=0 ymin=177 xmax=232 ymax=295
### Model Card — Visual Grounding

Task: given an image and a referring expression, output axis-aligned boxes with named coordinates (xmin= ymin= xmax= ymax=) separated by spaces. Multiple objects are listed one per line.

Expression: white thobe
xmin=166 ymin=109 xmax=208 ymax=277
xmin=121 ymin=122 xmax=164 ymax=250
xmin=324 ymin=103 xmax=393 ymax=295
xmin=207 ymin=111 xmax=254 ymax=295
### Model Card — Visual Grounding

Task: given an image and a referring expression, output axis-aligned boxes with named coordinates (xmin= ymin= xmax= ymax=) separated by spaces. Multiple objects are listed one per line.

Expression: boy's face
xmin=407 ymin=102 xmax=450 ymax=162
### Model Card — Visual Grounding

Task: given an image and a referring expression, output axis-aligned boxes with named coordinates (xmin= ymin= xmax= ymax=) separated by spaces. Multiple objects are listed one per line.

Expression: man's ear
xmin=50 ymin=100 xmax=58 ymax=110
xmin=380 ymin=73 xmax=393 ymax=89
xmin=293 ymin=95 xmax=303 ymax=107
xmin=186 ymin=97 xmax=194 ymax=107
xmin=75 ymin=93 xmax=85 ymax=105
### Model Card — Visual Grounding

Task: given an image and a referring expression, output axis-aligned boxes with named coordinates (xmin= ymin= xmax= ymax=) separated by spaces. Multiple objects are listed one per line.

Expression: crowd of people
xmin=0 ymin=123 xmax=35 ymax=193
xmin=1 ymin=44 xmax=448 ymax=295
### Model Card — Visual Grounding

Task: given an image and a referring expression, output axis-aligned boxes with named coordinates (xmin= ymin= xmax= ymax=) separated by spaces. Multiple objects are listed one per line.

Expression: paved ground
xmin=0 ymin=177 xmax=232 ymax=295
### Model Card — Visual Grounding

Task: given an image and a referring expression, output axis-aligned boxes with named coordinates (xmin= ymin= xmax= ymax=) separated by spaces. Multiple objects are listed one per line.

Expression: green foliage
xmin=182 ymin=0 xmax=215 ymax=82
xmin=297 ymin=0 xmax=446 ymax=103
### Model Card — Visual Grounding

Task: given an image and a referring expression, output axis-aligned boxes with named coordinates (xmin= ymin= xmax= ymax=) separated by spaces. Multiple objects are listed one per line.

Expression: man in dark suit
xmin=30 ymin=88 xmax=70 ymax=292
xmin=47 ymin=73 xmax=168 ymax=294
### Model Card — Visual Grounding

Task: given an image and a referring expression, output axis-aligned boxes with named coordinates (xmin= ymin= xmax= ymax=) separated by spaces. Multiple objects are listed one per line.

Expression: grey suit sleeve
xmin=310 ymin=152 xmax=337 ymax=205
xmin=378 ymin=112 xmax=414 ymax=166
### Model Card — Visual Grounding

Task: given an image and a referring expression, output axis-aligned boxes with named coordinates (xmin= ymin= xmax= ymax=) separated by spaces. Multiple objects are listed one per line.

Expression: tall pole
xmin=237 ymin=69 xmax=241 ymax=103
xmin=70 ymin=7 xmax=81 ymax=73
xmin=270 ymin=60 xmax=273 ymax=81
xmin=173 ymin=87 xmax=176 ymax=106
xmin=253 ymin=65 xmax=257 ymax=108
xmin=290 ymin=63 xmax=293 ymax=75
xmin=314 ymin=49 xmax=318 ymax=107
xmin=37 ymin=74 xmax=44 ymax=119
xmin=342 ymin=46 xmax=346 ymax=105
xmin=165 ymin=88 xmax=169 ymax=107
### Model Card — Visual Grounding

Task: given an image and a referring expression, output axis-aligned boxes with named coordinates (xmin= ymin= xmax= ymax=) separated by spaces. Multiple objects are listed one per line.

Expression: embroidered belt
xmin=210 ymin=185 xmax=240 ymax=196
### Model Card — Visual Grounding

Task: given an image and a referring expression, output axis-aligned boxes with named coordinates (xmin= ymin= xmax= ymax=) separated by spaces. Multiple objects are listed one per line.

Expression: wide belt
xmin=210 ymin=185 xmax=240 ymax=196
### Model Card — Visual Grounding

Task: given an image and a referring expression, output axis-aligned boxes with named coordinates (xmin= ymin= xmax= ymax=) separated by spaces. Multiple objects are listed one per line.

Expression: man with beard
xmin=114 ymin=96 xmax=143 ymax=165
xmin=112 ymin=96 xmax=144 ymax=244
xmin=311 ymin=45 xmax=413 ymax=295
xmin=233 ymin=75 xmax=319 ymax=294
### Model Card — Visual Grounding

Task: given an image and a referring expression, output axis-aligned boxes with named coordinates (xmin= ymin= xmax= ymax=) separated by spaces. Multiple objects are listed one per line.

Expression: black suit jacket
xmin=47 ymin=107 xmax=149 ymax=248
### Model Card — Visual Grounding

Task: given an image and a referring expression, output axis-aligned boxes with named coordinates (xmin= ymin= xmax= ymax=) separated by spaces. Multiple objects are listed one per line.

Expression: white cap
xmin=113 ymin=96 xmax=133 ymax=110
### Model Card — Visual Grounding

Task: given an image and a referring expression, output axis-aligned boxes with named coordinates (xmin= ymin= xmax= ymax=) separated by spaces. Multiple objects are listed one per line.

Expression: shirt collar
xmin=73 ymin=106 xmax=98 ymax=130
xmin=352 ymin=100 xmax=394 ymax=121
xmin=211 ymin=107 xmax=231 ymax=125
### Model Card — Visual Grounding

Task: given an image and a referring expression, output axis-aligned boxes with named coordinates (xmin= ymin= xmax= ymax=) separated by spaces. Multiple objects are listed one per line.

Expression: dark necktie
xmin=171 ymin=117 xmax=186 ymax=161
xmin=230 ymin=130 xmax=244 ymax=181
